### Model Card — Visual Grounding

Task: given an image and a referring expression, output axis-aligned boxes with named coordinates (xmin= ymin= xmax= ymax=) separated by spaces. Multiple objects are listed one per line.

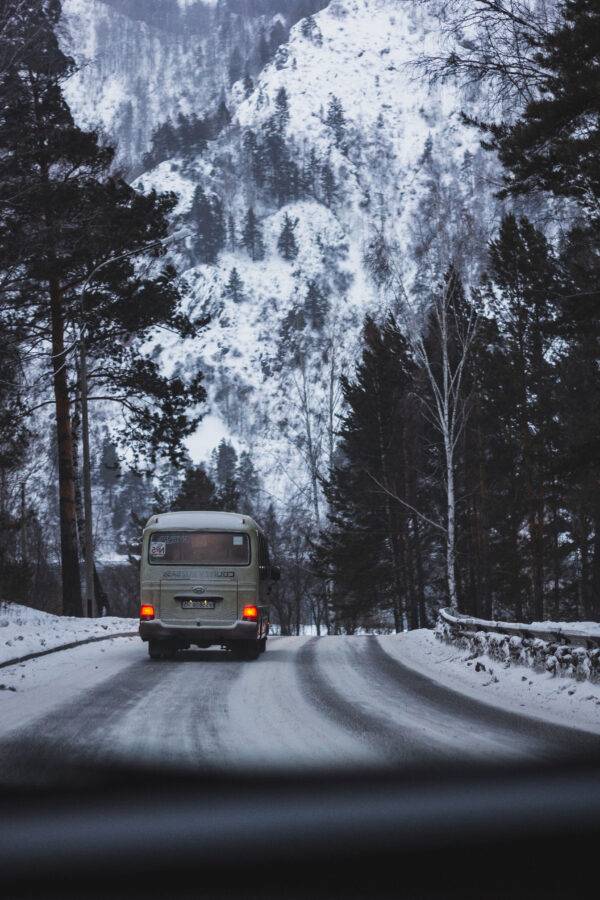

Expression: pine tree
xmin=0 ymin=1 xmax=206 ymax=613
xmin=274 ymin=86 xmax=290 ymax=132
xmin=277 ymin=213 xmax=299 ymax=261
xmin=236 ymin=451 xmax=261 ymax=515
xmin=269 ymin=21 xmax=288 ymax=58
xmin=216 ymin=478 xmax=240 ymax=512
xmin=305 ymin=280 xmax=328 ymax=329
xmin=172 ymin=466 xmax=218 ymax=511
xmin=487 ymin=0 xmax=600 ymax=223
xmin=223 ymin=267 xmax=244 ymax=304
xmin=227 ymin=213 xmax=236 ymax=251
xmin=479 ymin=215 xmax=561 ymax=620
xmin=190 ymin=186 xmax=226 ymax=263
xmin=213 ymin=440 xmax=238 ymax=490
xmin=320 ymin=162 xmax=336 ymax=205
xmin=325 ymin=95 xmax=346 ymax=149
xmin=549 ymin=225 xmax=600 ymax=619
xmin=243 ymin=72 xmax=254 ymax=99
xmin=212 ymin=100 xmax=231 ymax=135
xmin=315 ymin=316 xmax=425 ymax=632
xmin=257 ymin=28 xmax=270 ymax=65
xmin=228 ymin=46 xmax=242 ymax=86
xmin=241 ymin=207 xmax=265 ymax=261
xmin=98 ymin=434 xmax=121 ymax=508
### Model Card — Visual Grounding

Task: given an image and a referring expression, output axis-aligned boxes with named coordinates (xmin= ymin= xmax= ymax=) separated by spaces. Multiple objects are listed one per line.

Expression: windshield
xmin=5 ymin=4 xmax=600 ymax=879
xmin=148 ymin=532 xmax=250 ymax=566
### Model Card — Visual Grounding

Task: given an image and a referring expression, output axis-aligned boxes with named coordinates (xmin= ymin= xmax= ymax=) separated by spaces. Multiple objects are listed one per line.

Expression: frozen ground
xmin=0 ymin=632 xmax=598 ymax=786
xmin=388 ymin=629 xmax=600 ymax=735
xmin=0 ymin=602 xmax=137 ymax=667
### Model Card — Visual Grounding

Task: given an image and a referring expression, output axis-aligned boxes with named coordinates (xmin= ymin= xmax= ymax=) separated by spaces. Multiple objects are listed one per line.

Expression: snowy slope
xmin=129 ymin=0 xmax=501 ymax=505
xmin=61 ymin=0 xmax=214 ymax=168
xmin=59 ymin=0 xmax=505 ymax=515
xmin=0 ymin=602 xmax=136 ymax=667
xmin=386 ymin=630 xmax=600 ymax=736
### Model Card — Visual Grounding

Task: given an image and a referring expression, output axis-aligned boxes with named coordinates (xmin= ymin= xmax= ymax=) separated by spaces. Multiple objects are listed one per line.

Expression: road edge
xmin=0 ymin=631 xmax=139 ymax=670
xmin=375 ymin=633 xmax=600 ymax=737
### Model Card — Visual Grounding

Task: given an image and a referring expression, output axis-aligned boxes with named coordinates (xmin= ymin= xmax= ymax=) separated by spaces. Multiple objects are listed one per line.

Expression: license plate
xmin=181 ymin=599 xmax=216 ymax=610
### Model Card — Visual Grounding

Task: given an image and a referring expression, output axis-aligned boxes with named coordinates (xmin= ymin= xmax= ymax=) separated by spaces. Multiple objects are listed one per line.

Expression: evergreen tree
xmin=553 ymin=225 xmax=600 ymax=619
xmin=228 ymin=46 xmax=243 ymax=86
xmin=315 ymin=316 xmax=426 ymax=632
xmin=269 ymin=21 xmax=288 ymax=58
xmin=98 ymin=434 xmax=121 ymax=509
xmin=0 ymin=326 xmax=31 ymax=605
xmin=223 ymin=267 xmax=244 ymax=304
xmin=243 ymin=129 xmax=265 ymax=186
xmin=213 ymin=99 xmax=231 ymax=134
xmin=214 ymin=439 xmax=238 ymax=489
xmin=243 ymin=71 xmax=254 ymax=99
xmin=304 ymin=280 xmax=328 ymax=329
xmin=274 ymin=86 xmax=290 ymax=132
xmin=320 ymin=162 xmax=336 ymax=205
xmin=216 ymin=478 xmax=240 ymax=512
xmin=227 ymin=213 xmax=236 ymax=251
xmin=257 ymin=27 xmax=270 ymax=66
xmin=487 ymin=0 xmax=600 ymax=223
xmin=190 ymin=186 xmax=226 ymax=263
xmin=478 ymin=215 xmax=561 ymax=621
xmin=325 ymin=95 xmax=346 ymax=149
xmin=277 ymin=213 xmax=299 ymax=260
xmin=241 ymin=206 xmax=265 ymax=261
xmin=236 ymin=450 xmax=261 ymax=515
xmin=172 ymin=465 xmax=217 ymax=511
xmin=0 ymin=0 xmax=205 ymax=614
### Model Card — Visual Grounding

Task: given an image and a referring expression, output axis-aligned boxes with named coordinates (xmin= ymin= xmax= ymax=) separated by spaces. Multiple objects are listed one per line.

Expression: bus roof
xmin=144 ymin=511 xmax=260 ymax=533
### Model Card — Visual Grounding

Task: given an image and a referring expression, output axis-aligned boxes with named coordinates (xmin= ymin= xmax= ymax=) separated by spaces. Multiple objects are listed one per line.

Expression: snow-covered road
xmin=1 ymin=634 xmax=599 ymax=785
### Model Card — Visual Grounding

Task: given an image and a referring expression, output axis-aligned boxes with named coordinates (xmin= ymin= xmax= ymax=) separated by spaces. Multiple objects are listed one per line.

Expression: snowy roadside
xmin=0 ymin=602 xmax=138 ymax=667
xmin=0 ymin=636 xmax=142 ymax=739
xmin=379 ymin=630 xmax=600 ymax=735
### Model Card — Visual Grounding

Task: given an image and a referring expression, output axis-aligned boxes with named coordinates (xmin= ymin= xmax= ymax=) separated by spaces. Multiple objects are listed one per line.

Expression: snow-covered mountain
xmin=62 ymin=0 xmax=504 ymax=514
xmin=61 ymin=0 xmax=329 ymax=171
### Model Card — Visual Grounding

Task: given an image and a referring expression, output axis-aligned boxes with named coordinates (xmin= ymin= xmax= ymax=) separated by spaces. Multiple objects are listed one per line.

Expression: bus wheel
xmin=232 ymin=640 xmax=260 ymax=661
xmin=259 ymin=637 xmax=267 ymax=654
xmin=148 ymin=640 xmax=176 ymax=660
xmin=148 ymin=641 xmax=164 ymax=660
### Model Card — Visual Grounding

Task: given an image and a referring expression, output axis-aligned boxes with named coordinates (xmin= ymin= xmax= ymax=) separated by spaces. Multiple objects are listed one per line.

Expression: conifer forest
xmin=1 ymin=0 xmax=600 ymax=632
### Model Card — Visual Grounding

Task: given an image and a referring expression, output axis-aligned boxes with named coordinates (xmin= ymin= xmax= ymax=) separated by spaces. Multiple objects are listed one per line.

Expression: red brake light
xmin=242 ymin=604 xmax=258 ymax=621
xmin=140 ymin=604 xmax=155 ymax=620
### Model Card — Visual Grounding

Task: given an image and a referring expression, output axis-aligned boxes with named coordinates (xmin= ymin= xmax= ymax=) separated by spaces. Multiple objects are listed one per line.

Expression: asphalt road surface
xmin=1 ymin=635 xmax=599 ymax=785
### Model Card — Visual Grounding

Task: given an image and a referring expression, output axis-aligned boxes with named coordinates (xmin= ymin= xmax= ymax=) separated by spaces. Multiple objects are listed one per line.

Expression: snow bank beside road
xmin=380 ymin=630 xmax=600 ymax=735
xmin=0 ymin=602 xmax=137 ymax=667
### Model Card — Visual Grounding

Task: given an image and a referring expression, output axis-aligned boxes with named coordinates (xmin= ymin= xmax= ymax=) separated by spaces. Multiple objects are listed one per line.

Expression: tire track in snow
xmin=295 ymin=637 xmax=445 ymax=766
xmin=371 ymin=636 xmax=600 ymax=759
xmin=0 ymin=650 xmax=244 ymax=781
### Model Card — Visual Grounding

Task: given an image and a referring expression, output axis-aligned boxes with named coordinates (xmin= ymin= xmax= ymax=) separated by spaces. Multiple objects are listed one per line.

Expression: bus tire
xmin=259 ymin=637 xmax=267 ymax=654
xmin=148 ymin=641 xmax=164 ymax=660
xmin=232 ymin=640 xmax=260 ymax=661
xmin=148 ymin=640 xmax=176 ymax=660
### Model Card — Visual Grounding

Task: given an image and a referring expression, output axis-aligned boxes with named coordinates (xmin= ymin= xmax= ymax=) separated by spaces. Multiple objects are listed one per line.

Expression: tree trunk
xmin=50 ymin=280 xmax=82 ymax=616
xmin=445 ymin=434 xmax=458 ymax=610
xmin=590 ymin=501 xmax=600 ymax=621
xmin=413 ymin=516 xmax=428 ymax=628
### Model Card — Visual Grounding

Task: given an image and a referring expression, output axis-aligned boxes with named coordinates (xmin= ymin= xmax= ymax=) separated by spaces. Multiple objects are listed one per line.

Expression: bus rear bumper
xmin=139 ymin=619 xmax=260 ymax=646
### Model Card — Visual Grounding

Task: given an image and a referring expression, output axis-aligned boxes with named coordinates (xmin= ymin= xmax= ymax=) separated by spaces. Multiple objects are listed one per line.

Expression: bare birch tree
xmin=394 ymin=268 xmax=478 ymax=609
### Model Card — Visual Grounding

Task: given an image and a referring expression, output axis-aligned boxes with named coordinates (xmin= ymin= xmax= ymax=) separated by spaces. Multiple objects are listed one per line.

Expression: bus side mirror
xmin=270 ymin=565 xmax=281 ymax=582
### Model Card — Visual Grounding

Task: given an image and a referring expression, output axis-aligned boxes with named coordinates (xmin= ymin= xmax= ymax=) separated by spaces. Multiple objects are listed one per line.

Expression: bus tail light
xmin=242 ymin=604 xmax=258 ymax=621
xmin=140 ymin=604 xmax=155 ymax=620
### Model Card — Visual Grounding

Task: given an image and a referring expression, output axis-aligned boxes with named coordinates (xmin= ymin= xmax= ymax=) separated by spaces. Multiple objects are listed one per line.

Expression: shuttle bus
xmin=138 ymin=511 xmax=279 ymax=661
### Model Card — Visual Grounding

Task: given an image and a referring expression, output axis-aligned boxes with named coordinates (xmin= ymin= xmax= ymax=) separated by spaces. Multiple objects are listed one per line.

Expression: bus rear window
xmin=148 ymin=532 xmax=250 ymax=566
